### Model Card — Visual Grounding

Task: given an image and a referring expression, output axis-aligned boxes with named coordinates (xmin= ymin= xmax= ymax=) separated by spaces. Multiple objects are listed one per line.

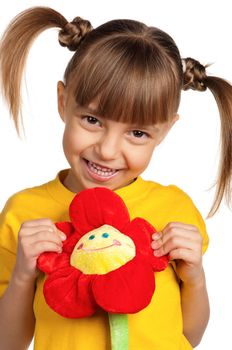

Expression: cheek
xmin=127 ymin=146 xmax=155 ymax=170
xmin=62 ymin=127 xmax=77 ymax=154
xmin=62 ymin=125 xmax=90 ymax=155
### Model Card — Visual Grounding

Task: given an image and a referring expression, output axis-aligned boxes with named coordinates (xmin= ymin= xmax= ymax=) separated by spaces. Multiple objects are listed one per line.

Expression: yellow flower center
xmin=70 ymin=224 xmax=136 ymax=275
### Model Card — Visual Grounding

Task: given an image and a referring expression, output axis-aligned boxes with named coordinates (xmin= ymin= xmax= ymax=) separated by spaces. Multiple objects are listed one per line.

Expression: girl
xmin=0 ymin=6 xmax=231 ymax=350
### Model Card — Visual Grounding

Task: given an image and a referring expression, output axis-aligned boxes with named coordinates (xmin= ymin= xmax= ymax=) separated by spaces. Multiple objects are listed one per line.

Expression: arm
xmin=0 ymin=219 xmax=65 ymax=350
xmin=151 ymin=222 xmax=210 ymax=347
xmin=180 ymin=269 xmax=209 ymax=347
xmin=0 ymin=273 xmax=36 ymax=350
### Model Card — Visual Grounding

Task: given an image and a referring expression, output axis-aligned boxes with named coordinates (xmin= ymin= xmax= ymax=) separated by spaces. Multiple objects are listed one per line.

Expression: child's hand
xmin=151 ymin=222 xmax=204 ymax=285
xmin=13 ymin=219 xmax=66 ymax=283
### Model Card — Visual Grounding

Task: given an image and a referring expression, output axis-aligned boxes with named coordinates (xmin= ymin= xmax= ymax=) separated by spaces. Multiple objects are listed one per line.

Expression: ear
xmin=171 ymin=114 xmax=179 ymax=125
xmin=57 ymin=81 xmax=66 ymax=122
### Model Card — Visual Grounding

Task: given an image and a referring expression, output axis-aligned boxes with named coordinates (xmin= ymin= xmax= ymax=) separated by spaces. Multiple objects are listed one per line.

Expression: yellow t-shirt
xmin=0 ymin=170 xmax=209 ymax=350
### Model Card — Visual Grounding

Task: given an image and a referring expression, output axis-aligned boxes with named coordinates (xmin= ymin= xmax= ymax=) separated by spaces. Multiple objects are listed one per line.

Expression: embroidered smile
xmin=77 ymin=239 xmax=121 ymax=252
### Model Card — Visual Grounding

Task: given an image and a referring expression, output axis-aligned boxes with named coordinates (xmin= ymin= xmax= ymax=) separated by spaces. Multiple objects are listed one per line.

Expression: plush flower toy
xmin=37 ymin=187 xmax=169 ymax=349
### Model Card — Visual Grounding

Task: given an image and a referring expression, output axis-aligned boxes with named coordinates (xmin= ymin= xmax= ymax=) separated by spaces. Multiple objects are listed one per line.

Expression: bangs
xmin=67 ymin=32 xmax=181 ymax=126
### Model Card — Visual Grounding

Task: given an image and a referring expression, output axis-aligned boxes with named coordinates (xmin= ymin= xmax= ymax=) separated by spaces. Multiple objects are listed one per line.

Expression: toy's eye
xmin=102 ymin=233 xmax=109 ymax=238
xmin=89 ymin=235 xmax=95 ymax=240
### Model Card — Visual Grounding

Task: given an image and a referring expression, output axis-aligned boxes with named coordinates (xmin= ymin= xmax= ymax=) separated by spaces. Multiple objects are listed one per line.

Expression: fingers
xmin=18 ymin=219 xmax=67 ymax=258
xmin=168 ymin=248 xmax=201 ymax=264
xmin=15 ymin=219 xmax=68 ymax=282
xmin=163 ymin=222 xmax=198 ymax=232
xmin=152 ymin=236 xmax=198 ymax=257
xmin=20 ymin=240 xmax=63 ymax=259
xmin=151 ymin=222 xmax=204 ymax=285
xmin=21 ymin=218 xmax=54 ymax=228
xmin=21 ymin=230 xmax=62 ymax=247
xmin=20 ymin=226 xmax=66 ymax=242
xmin=20 ymin=219 xmax=66 ymax=241
xmin=151 ymin=222 xmax=203 ymax=259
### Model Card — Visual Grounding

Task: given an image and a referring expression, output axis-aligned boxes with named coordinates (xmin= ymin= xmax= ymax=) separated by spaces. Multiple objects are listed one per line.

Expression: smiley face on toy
xmin=71 ymin=224 xmax=136 ymax=274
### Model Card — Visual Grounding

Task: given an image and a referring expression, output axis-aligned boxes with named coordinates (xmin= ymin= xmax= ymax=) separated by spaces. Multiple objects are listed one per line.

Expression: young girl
xmin=0 ymin=6 xmax=231 ymax=350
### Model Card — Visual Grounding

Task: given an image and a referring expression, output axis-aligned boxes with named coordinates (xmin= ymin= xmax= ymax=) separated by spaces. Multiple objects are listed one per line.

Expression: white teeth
xmin=87 ymin=161 xmax=117 ymax=177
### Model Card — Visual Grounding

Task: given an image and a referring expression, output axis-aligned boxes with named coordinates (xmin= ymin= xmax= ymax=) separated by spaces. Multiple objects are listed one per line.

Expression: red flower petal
xmin=123 ymin=218 xmax=156 ymax=257
xmin=43 ymin=267 xmax=98 ymax=318
xmin=55 ymin=221 xmax=83 ymax=255
xmin=151 ymin=254 xmax=169 ymax=271
xmin=124 ymin=218 xmax=169 ymax=271
xmin=92 ymin=257 xmax=155 ymax=313
xmin=55 ymin=222 xmax=75 ymax=238
xmin=37 ymin=252 xmax=70 ymax=274
xmin=69 ymin=188 xmax=130 ymax=234
xmin=61 ymin=232 xmax=82 ymax=255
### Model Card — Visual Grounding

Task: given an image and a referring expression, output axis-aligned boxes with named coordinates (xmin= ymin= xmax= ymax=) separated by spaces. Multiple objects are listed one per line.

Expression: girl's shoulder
xmin=2 ymin=181 xmax=51 ymax=213
xmin=139 ymin=177 xmax=195 ymax=203
xmin=1 ymin=170 xmax=74 ymax=215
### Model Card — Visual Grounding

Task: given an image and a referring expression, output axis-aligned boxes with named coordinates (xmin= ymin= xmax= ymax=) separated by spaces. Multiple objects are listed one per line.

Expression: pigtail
xmin=0 ymin=7 xmax=92 ymax=133
xmin=205 ymin=76 xmax=232 ymax=216
xmin=0 ymin=7 xmax=68 ymax=133
xmin=183 ymin=57 xmax=232 ymax=216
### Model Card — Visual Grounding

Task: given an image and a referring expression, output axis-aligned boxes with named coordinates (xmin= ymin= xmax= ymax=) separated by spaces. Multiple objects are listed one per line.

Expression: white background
xmin=0 ymin=1 xmax=231 ymax=349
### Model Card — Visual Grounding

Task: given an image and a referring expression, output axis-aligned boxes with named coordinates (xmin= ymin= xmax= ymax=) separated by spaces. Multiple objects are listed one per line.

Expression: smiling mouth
xmin=84 ymin=159 xmax=119 ymax=180
xmin=77 ymin=239 xmax=121 ymax=252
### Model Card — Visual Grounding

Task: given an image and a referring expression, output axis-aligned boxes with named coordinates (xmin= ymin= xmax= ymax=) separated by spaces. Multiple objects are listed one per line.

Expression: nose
xmin=95 ymin=131 xmax=121 ymax=160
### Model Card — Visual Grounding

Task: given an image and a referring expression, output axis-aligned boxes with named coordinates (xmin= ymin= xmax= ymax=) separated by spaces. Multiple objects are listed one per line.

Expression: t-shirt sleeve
xmin=169 ymin=185 xmax=209 ymax=254
xmin=191 ymin=203 xmax=209 ymax=254
xmin=0 ymin=198 xmax=19 ymax=298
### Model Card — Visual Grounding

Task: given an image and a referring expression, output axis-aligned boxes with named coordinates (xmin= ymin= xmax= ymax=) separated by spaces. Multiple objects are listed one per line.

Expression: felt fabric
xmin=37 ymin=187 xmax=169 ymax=318
xmin=70 ymin=224 xmax=136 ymax=275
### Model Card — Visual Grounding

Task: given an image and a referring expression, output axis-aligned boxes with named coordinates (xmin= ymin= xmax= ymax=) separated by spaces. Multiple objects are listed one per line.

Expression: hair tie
xmin=182 ymin=57 xmax=207 ymax=92
xmin=59 ymin=17 xmax=92 ymax=51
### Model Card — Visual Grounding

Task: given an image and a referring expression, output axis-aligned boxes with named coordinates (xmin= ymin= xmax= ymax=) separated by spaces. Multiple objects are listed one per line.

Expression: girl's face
xmin=58 ymin=82 xmax=178 ymax=193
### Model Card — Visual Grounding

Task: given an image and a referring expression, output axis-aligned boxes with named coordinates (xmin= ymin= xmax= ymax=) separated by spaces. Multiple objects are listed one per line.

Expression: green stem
xmin=108 ymin=313 xmax=128 ymax=350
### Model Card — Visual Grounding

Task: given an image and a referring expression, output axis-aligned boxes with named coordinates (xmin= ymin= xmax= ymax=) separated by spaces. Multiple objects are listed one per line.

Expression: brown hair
xmin=0 ymin=7 xmax=231 ymax=215
xmin=182 ymin=58 xmax=232 ymax=216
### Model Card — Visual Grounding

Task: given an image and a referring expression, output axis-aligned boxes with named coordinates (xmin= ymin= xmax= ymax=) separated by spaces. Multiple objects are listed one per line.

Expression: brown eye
xmin=81 ymin=115 xmax=102 ymax=128
xmin=132 ymin=130 xmax=148 ymax=138
xmin=86 ymin=116 xmax=99 ymax=124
